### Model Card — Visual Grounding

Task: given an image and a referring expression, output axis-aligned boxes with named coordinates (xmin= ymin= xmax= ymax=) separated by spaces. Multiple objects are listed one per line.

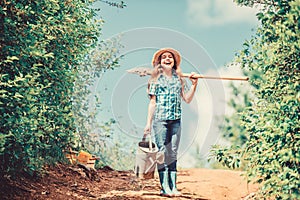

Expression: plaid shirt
xmin=148 ymin=71 xmax=188 ymax=120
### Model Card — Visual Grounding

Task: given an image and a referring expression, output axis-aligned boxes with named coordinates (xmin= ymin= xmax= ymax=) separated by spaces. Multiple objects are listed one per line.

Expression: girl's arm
xmin=181 ymin=72 xmax=198 ymax=104
xmin=144 ymin=95 xmax=156 ymax=134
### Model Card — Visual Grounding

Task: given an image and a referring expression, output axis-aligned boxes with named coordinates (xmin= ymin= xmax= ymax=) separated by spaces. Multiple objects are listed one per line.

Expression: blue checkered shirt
xmin=148 ymin=71 xmax=188 ymax=120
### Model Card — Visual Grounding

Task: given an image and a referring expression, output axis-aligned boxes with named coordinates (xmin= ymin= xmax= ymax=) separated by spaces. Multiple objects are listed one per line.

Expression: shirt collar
xmin=158 ymin=69 xmax=178 ymax=80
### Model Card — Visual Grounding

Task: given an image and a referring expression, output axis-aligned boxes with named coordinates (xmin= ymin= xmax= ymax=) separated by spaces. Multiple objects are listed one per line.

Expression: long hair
xmin=148 ymin=51 xmax=183 ymax=94
xmin=151 ymin=52 xmax=182 ymax=79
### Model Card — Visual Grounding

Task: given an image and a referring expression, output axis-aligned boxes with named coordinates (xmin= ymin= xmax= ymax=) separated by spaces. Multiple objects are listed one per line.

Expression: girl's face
xmin=160 ymin=52 xmax=174 ymax=70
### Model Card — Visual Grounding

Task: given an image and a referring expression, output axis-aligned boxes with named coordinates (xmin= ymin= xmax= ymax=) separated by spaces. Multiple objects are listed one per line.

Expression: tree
xmin=72 ymin=37 xmax=123 ymax=151
xmin=211 ymin=0 xmax=300 ymax=198
xmin=0 ymin=0 xmax=121 ymax=176
xmin=210 ymin=70 xmax=255 ymax=170
xmin=221 ymin=82 xmax=252 ymax=145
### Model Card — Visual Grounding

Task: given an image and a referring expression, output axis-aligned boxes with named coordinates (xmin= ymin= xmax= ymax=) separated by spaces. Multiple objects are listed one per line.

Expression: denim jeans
xmin=153 ymin=119 xmax=181 ymax=172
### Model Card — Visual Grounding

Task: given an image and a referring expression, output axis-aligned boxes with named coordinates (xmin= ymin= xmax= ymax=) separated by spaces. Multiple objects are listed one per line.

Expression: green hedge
xmin=0 ymin=0 xmax=100 ymax=176
xmin=240 ymin=1 xmax=300 ymax=198
xmin=212 ymin=0 xmax=300 ymax=199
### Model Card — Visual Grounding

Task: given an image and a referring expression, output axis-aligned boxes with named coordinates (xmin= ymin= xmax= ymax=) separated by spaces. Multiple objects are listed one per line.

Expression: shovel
xmin=127 ymin=66 xmax=249 ymax=81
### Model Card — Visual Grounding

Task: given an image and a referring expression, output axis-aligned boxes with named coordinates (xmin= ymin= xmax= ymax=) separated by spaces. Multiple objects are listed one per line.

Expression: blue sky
xmin=92 ymin=0 xmax=259 ymax=168
xmin=97 ymin=0 xmax=258 ymax=66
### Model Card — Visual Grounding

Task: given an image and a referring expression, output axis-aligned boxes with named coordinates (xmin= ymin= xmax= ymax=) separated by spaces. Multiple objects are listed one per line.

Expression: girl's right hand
xmin=143 ymin=124 xmax=151 ymax=141
xmin=144 ymin=124 xmax=151 ymax=135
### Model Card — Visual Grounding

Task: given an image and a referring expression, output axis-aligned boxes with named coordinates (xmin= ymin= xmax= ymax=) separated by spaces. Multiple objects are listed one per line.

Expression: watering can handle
xmin=142 ymin=132 xmax=153 ymax=151
xmin=148 ymin=133 xmax=153 ymax=151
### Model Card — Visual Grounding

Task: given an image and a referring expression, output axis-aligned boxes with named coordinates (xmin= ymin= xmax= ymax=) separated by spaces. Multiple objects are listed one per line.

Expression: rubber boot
xmin=169 ymin=171 xmax=181 ymax=196
xmin=158 ymin=171 xmax=173 ymax=197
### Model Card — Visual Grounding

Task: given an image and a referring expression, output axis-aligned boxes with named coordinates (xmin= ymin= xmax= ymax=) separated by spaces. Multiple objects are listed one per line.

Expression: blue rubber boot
xmin=169 ymin=171 xmax=181 ymax=196
xmin=158 ymin=171 xmax=173 ymax=197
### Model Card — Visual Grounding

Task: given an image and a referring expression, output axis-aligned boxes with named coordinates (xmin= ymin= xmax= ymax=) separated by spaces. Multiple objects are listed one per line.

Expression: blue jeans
xmin=153 ymin=119 xmax=181 ymax=172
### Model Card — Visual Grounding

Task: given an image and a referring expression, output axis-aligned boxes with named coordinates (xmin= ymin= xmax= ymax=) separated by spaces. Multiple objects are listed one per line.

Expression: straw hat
xmin=152 ymin=48 xmax=181 ymax=67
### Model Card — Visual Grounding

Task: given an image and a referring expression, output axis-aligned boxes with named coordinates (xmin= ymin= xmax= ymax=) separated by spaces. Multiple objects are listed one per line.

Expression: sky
xmin=91 ymin=0 xmax=259 ymax=169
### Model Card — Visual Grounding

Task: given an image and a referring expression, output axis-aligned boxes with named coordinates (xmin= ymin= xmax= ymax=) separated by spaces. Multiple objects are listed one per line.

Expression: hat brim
xmin=152 ymin=48 xmax=181 ymax=67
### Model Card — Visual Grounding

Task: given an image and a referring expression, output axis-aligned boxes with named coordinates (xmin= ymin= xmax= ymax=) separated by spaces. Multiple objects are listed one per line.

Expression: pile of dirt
xmin=0 ymin=163 xmax=258 ymax=200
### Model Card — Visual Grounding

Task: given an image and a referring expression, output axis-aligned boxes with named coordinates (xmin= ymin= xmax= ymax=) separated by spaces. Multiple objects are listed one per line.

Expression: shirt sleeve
xmin=147 ymin=81 xmax=157 ymax=97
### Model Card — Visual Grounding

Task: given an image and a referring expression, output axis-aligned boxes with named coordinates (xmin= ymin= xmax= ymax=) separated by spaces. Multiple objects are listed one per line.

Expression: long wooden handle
xmin=126 ymin=67 xmax=249 ymax=81
xmin=181 ymin=73 xmax=249 ymax=81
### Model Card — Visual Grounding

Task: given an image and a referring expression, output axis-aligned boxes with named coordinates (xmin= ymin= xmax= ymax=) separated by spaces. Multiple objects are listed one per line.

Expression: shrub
xmin=0 ymin=0 xmax=101 ymax=176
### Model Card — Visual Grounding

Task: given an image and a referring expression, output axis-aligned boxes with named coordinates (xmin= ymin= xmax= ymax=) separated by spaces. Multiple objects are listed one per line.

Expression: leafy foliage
xmin=98 ymin=0 xmax=126 ymax=8
xmin=95 ymin=136 xmax=136 ymax=170
xmin=72 ymin=37 xmax=123 ymax=152
xmin=210 ymin=145 xmax=242 ymax=169
xmin=0 ymin=0 xmax=102 ymax=176
xmin=209 ymin=71 xmax=257 ymax=170
xmin=211 ymin=0 xmax=300 ymax=199
xmin=221 ymin=82 xmax=252 ymax=146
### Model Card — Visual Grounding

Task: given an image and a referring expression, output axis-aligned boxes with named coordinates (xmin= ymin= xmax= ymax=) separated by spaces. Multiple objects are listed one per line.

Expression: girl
xmin=144 ymin=48 xmax=198 ymax=196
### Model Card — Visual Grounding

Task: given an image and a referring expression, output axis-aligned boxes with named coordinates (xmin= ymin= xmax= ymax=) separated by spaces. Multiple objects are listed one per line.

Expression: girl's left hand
xmin=189 ymin=72 xmax=198 ymax=85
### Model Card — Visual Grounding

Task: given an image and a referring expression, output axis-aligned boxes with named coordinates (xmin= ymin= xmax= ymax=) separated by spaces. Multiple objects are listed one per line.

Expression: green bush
xmin=211 ymin=0 xmax=300 ymax=199
xmin=72 ymin=37 xmax=123 ymax=153
xmin=240 ymin=1 xmax=300 ymax=198
xmin=0 ymin=0 xmax=101 ymax=176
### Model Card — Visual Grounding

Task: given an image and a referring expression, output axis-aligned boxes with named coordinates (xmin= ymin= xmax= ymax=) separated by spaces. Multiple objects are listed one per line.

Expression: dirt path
xmin=97 ymin=168 xmax=258 ymax=200
xmin=1 ymin=165 xmax=258 ymax=200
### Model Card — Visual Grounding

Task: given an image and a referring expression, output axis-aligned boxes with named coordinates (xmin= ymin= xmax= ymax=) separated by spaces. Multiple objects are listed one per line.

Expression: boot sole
xmin=160 ymin=193 xmax=175 ymax=197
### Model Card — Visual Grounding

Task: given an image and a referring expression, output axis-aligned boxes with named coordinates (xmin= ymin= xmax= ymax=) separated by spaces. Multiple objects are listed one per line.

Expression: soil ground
xmin=0 ymin=164 xmax=258 ymax=200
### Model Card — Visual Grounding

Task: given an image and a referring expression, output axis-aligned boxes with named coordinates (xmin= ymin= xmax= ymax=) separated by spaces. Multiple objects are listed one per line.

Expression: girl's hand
xmin=144 ymin=124 xmax=151 ymax=135
xmin=189 ymin=72 xmax=198 ymax=85
xmin=144 ymin=123 xmax=151 ymax=134
xmin=143 ymin=124 xmax=151 ymax=141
